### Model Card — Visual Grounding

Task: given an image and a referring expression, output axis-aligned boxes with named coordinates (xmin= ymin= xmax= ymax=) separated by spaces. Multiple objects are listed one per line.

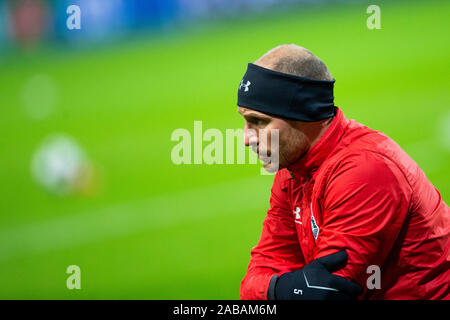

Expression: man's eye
xmin=249 ymin=118 xmax=267 ymax=126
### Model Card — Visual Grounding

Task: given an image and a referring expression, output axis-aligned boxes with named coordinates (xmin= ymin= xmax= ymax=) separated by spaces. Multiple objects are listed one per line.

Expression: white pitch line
xmin=0 ymin=176 xmax=270 ymax=263
xmin=437 ymin=111 xmax=450 ymax=151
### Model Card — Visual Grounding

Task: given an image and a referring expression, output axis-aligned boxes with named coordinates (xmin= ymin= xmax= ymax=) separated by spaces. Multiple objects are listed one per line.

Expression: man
xmin=237 ymin=44 xmax=449 ymax=300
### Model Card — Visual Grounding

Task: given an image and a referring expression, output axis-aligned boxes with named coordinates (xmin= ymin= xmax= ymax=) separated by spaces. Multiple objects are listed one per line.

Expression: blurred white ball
xmin=31 ymin=134 xmax=87 ymax=195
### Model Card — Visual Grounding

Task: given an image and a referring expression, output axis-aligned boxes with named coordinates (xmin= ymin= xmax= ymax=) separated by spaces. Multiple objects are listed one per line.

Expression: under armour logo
xmin=239 ymin=80 xmax=251 ymax=92
xmin=293 ymin=207 xmax=302 ymax=224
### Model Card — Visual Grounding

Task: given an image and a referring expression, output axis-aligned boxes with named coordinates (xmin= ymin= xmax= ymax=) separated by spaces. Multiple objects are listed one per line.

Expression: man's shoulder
xmin=317 ymin=126 xmax=415 ymax=193
xmin=341 ymin=118 xmax=413 ymax=166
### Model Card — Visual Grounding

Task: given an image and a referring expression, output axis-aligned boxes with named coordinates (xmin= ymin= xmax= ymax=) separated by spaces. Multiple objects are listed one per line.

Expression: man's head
xmin=237 ymin=44 xmax=335 ymax=172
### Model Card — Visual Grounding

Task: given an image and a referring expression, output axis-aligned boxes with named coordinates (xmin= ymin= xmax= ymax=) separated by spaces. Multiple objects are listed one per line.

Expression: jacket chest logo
xmin=293 ymin=207 xmax=302 ymax=224
xmin=310 ymin=203 xmax=320 ymax=240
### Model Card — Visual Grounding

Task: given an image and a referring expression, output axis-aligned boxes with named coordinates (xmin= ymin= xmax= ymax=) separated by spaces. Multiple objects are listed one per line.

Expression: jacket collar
xmin=286 ymin=107 xmax=347 ymax=181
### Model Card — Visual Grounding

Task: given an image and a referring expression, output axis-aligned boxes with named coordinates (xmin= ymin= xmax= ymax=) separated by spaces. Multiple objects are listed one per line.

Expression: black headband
xmin=237 ymin=63 xmax=336 ymax=122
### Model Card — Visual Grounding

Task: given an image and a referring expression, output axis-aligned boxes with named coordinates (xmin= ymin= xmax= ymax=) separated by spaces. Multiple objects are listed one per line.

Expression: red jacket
xmin=241 ymin=108 xmax=449 ymax=300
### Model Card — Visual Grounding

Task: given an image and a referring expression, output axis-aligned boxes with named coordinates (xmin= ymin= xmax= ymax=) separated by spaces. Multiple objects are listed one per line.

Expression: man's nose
xmin=244 ymin=124 xmax=258 ymax=147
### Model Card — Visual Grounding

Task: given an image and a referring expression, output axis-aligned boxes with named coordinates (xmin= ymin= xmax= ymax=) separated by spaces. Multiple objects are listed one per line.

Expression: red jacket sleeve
xmin=313 ymin=151 xmax=412 ymax=291
xmin=240 ymin=170 xmax=306 ymax=300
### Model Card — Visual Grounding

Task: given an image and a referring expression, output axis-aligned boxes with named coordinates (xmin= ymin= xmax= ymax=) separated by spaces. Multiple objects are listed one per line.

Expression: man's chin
xmin=262 ymin=161 xmax=281 ymax=173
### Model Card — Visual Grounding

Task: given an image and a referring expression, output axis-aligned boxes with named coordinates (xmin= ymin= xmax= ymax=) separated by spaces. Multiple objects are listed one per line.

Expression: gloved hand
xmin=267 ymin=251 xmax=363 ymax=300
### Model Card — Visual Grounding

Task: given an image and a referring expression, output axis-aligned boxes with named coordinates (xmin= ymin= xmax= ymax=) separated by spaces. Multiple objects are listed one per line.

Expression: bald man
xmin=237 ymin=44 xmax=449 ymax=300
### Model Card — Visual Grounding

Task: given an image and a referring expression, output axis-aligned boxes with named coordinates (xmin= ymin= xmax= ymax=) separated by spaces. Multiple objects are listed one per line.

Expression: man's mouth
xmin=258 ymin=154 xmax=271 ymax=165
xmin=249 ymin=144 xmax=272 ymax=164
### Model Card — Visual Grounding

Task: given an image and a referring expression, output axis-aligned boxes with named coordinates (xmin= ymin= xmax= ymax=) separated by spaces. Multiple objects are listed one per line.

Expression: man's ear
xmin=288 ymin=119 xmax=306 ymax=131
xmin=323 ymin=116 xmax=335 ymax=126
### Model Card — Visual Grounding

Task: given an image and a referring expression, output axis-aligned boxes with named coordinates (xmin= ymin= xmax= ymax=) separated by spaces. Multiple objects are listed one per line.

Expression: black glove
xmin=267 ymin=251 xmax=363 ymax=300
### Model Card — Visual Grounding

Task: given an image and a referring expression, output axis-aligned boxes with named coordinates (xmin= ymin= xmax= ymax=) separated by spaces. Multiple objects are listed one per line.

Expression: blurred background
xmin=0 ymin=0 xmax=449 ymax=299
